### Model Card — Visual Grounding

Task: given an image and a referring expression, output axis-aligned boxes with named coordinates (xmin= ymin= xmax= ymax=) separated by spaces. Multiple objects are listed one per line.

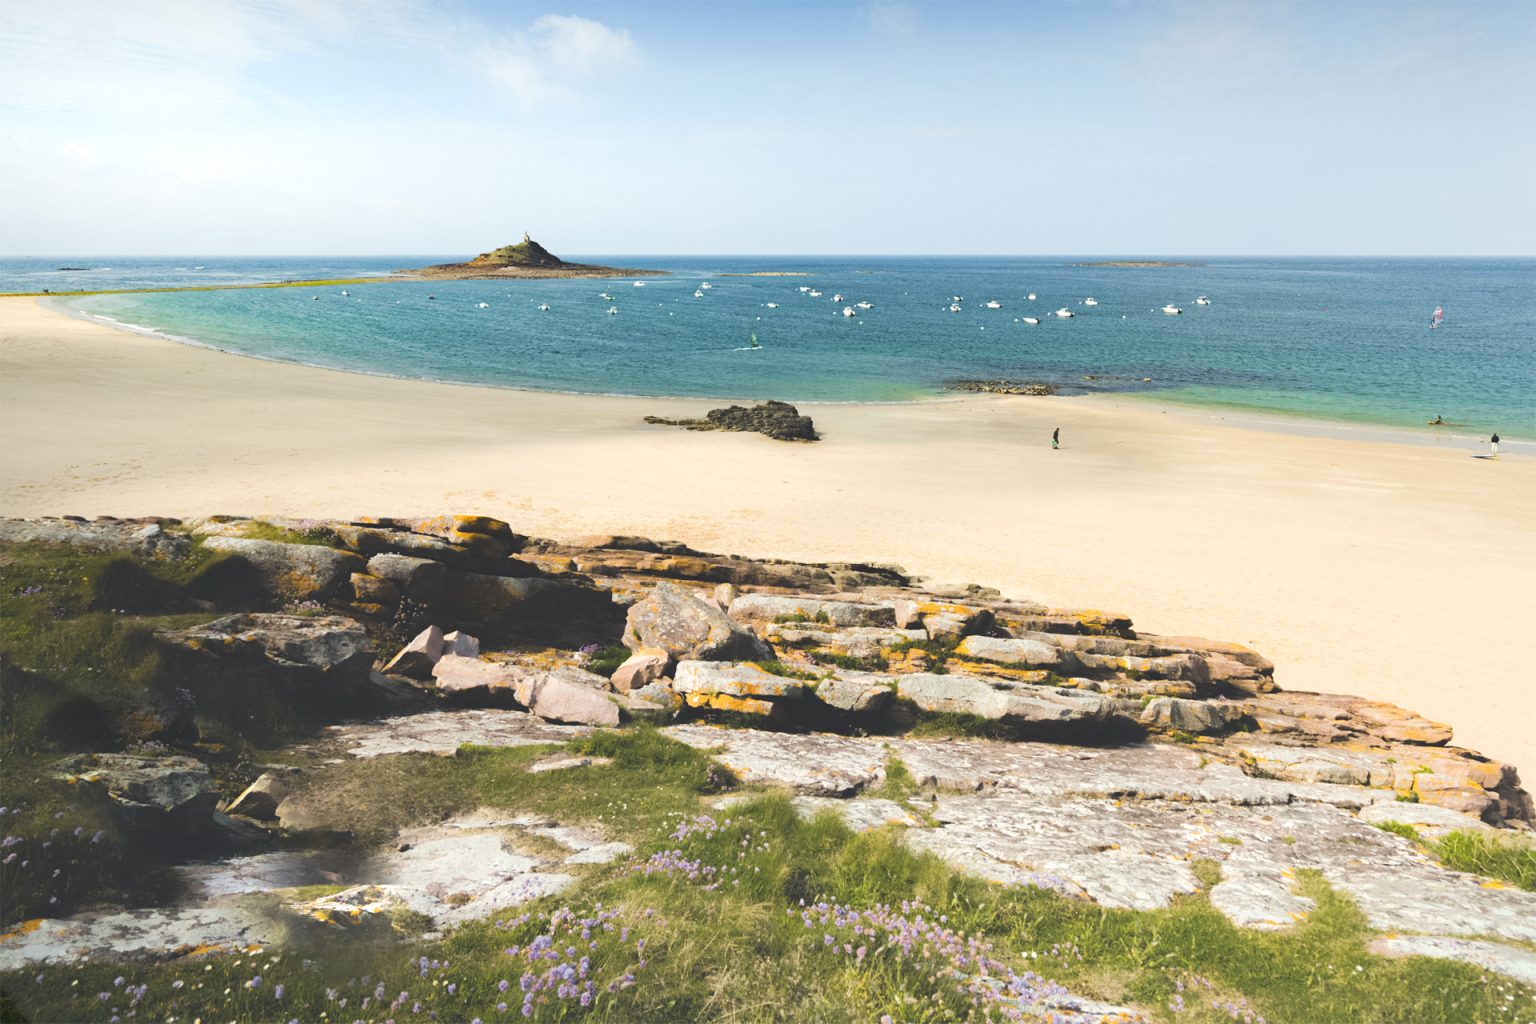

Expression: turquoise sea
xmin=4 ymin=256 xmax=1532 ymax=439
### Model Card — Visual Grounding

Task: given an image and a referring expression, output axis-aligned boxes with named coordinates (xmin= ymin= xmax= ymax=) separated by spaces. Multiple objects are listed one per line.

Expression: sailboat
xmin=1430 ymin=305 xmax=1445 ymax=329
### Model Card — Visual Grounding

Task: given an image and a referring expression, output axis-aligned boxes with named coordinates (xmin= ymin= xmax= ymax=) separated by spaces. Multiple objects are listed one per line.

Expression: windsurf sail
xmin=1430 ymin=305 xmax=1444 ymax=328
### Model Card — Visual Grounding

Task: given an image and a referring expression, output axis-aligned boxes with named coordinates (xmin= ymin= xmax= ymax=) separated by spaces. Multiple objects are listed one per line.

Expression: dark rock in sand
xmin=645 ymin=400 xmax=819 ymax=442
xmin=945 ymin=380 xmax=1059 ymax=396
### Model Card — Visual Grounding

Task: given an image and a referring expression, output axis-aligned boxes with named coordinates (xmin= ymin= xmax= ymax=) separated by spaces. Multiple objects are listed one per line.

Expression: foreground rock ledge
xmin=1 ymin=513 xmax=1532 ymax=985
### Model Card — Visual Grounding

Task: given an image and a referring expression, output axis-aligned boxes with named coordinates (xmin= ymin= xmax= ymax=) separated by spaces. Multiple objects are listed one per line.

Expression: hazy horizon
xmin=4 ymin=0 xmax=1533 ymax=257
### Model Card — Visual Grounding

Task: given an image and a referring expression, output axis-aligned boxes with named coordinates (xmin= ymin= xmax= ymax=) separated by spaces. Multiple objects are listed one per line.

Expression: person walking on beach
xmin=1490 ymin=432 xmax=1500 ymax=458
xmin=1051 ymin=428 xmax=1060 ymax=450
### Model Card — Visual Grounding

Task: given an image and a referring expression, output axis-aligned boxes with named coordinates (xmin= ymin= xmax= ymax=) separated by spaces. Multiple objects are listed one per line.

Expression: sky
xmin=1 ymin=0 xmax=1533 ymax=256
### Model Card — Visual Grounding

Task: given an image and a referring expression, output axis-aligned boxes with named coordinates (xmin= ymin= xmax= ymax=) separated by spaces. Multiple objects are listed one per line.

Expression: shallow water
xmin=6 ymin=255 xmax=1530 ymax=437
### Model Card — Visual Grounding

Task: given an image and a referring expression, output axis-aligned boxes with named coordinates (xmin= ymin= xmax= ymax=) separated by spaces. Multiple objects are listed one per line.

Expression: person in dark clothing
xmin=1051 ymin=428 xmax=1060 ymax=450
xmin=1490 ymin=433 xmax=1500 ymax=457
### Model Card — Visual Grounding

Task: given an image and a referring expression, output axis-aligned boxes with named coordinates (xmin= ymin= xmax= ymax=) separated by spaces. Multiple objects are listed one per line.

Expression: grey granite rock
xmin=625 ymin=581 xmax=772 ymax=661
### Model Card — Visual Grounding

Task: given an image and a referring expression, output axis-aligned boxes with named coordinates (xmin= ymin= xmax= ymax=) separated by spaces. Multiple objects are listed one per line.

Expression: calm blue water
xmin=4 ymin=255 xmax=1532 ymax=438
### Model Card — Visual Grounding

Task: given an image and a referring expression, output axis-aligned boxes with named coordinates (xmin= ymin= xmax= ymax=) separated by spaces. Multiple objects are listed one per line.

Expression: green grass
xmin=771 ymin=610 xmax=833 ymax=625
xmin=3 ymin=730 xmax=1533 ymax=1023
xmin=809 ymin=649 xmax=887 ymax=672
xmin=865 ymin=754 xmax=921 ymax=801
xmin=887 ymin=636 xmax=957 ymax=673
xmin=1434 ymin=831 xmax=1536 ymax=891
xmin=1373 ymin=820 xmax=1423 ymax=842
xmin=1369 ymin=819 xmax=1536 ymax=892
xmin=222 ymin=520 xmax=339 ymax=546
xmin=583 ymin=644 xmax=634 ymax=679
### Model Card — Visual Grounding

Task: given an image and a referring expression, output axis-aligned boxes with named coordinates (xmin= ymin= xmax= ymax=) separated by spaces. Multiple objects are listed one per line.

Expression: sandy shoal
xmin=3 ymin=296 xmax=1533 ymax=778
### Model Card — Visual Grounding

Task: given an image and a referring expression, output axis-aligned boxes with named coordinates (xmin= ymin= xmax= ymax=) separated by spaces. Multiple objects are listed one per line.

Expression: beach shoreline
xmin=2 ymin=295 xmax=1533 ymax=778
xmin=45 ymin=294 xmax=1534 ymax=453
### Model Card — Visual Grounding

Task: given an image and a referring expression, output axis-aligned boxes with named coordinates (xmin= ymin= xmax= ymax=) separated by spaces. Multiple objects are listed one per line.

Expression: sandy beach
xmin=2 ymin=295 xmax=1533 ymax=778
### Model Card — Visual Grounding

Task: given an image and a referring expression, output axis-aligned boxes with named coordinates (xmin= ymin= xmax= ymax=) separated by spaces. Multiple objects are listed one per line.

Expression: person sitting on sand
xmin=1429 ymin=415 xmax=1444 ymax=425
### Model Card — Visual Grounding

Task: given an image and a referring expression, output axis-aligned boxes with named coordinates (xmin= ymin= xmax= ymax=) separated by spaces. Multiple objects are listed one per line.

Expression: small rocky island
xmin=405 ymin=234 xmax=663 ymax=280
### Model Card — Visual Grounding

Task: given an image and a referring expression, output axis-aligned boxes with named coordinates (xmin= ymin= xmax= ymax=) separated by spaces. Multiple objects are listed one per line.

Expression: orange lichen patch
xmin=0 ymin=919 xmax=46 ymax=944
xmin=1479 ymin=879 xmax=1508 ymax=889
xmin=178 ymin=942 xmax=231 ymax=959
xmin=915 ymin=601 xmax=977 ymax=618
xmin=946 ymin=659 xmax=1051 ymax=684
xmin=683 ymin=692 xmax=783 ymax=718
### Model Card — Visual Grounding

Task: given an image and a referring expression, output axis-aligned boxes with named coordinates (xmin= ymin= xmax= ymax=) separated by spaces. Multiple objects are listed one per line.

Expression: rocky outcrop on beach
xmin=645 ymin=400 xmax=819 ymax=441
xmin=946 ymin=379 xmax=1060 ymax=396
xmin=2 ymin=512 xmax=1533 ymax=996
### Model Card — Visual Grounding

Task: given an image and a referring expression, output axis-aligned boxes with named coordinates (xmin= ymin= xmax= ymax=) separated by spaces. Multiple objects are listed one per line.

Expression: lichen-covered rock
xmin=1076 ymin=651 xmax=1211 ymax=686
xmin=728 ymin=594 xmax=895 ymax=628
xmin=624 ymin=581 xmax=772 ymax=661
xmin=159 ymin=613 xmax=373 ymax=678
xmin=0 ymin=516 xmax=192 ymax=559
xmin=199 ymin=536 xmax=364 ymax=601
xmin=1140 ymin=696 xmax=1232 ymax=735
xmin=366 ymin=552 xmax=448 ymax=603
xmin=397 ymin=514 xmax=524 ymax=559
xmin=350 ymin=572 xmax=400 ymax=605
xmin=672 ymin=660 xmax=810 ymax=700
xmin=895 ymin=674 xmax=1111 ymax=725
xmin=52 ymin=753 xmax=216 ymax=821
xmin=812 ymin=672 xmax=894 ymax=714
xmin=954 ymin=635 xmax=1070 ymax=670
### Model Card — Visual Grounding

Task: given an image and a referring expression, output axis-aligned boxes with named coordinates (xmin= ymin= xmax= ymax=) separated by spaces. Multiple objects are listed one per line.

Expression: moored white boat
xmin=1162 ymin=304 xmax=1182 ymax=315
xmin=607 ymin=306 xmax=618 ymax=315
xmin=1055 ymin=307 xmax=1074 ymax=318
xmin=1021 ymin=316 xmax=1040 ymax=324
xmin=1195 ymin=296 xmax=1211 ymax=305
xmin=1083 ymin=297 xmax=1097 ymax=306
xmin=984 ymin=300 xmax=1002 ymax=309
xmin=842 ymin=306 xmax=856 ymax=317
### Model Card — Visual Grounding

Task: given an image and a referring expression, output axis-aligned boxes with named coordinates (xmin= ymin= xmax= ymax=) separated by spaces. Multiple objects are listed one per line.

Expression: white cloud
xmin=857 ymin=1 xmax=919 ymax=37
xmin=0 ymin=1 xmax=640 ymax=120
xmin=472 ymin=14 xmax=639 ymax=107
xmin=531 ymin=15 xmax=637 ymax=72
